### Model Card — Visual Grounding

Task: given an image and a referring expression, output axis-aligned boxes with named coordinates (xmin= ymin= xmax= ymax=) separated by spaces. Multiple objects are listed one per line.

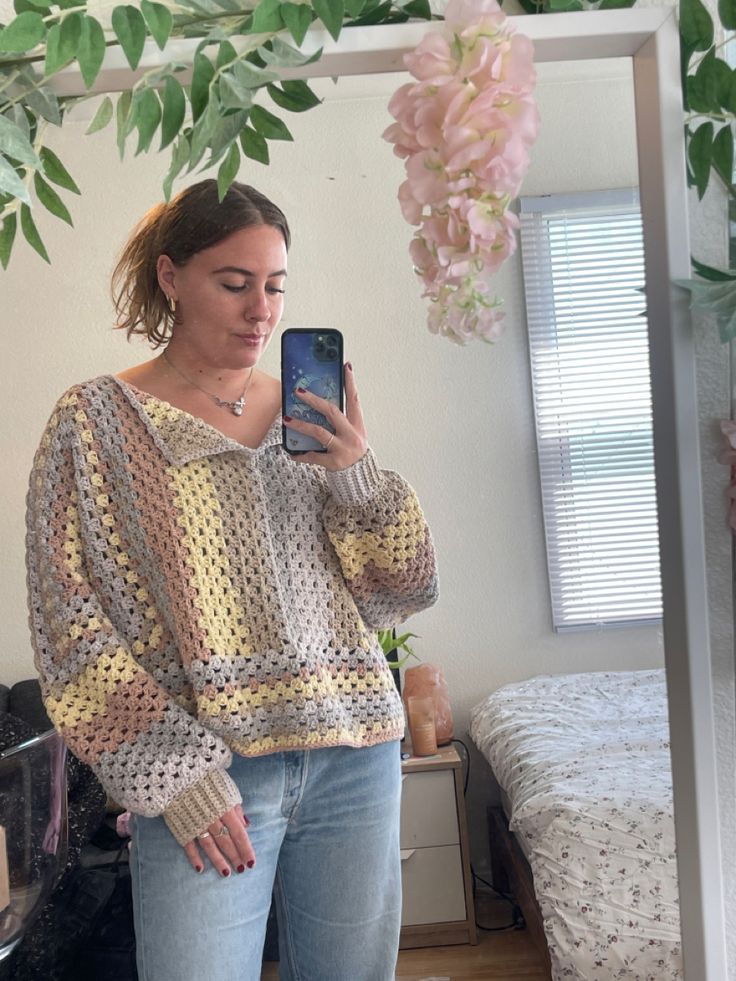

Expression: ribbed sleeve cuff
xmin=163 ymin=769 xmax=243 ymax=846
xmin=326 ymin=448 xmax=382 ymax=506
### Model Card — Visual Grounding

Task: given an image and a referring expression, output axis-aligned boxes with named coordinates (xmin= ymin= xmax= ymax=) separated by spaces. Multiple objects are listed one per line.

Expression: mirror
xmin=0 ymin=9 xmax=729 ymax=979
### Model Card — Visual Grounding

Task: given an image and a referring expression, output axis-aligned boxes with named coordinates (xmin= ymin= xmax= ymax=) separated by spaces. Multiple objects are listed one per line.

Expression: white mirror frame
xmin=54 ymin=8 xmax=728 ymax=977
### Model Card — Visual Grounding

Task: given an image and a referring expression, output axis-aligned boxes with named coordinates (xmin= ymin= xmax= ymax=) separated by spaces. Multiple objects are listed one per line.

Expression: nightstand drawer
xmin=400 ymin=844 xmax=467 ymax=925
xmin=400 ymin=769 xmax=459 ymax=848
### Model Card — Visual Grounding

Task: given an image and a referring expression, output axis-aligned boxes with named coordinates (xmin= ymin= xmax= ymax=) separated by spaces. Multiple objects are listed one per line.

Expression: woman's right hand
xmin=183 ymin=804 xmax=256 ymax=876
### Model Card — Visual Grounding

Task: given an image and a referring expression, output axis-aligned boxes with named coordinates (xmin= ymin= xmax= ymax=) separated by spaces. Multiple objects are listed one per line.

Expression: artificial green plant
xmin=0 ymin=0 xmax=433 ymax=267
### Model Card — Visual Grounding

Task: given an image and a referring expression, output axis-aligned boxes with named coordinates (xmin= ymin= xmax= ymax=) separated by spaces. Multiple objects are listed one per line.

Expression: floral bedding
xmin=469 ymin=669 xmax=682 ymax=981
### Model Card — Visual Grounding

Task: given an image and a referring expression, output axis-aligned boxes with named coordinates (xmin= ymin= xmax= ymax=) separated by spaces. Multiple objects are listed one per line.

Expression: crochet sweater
xmin=26 ymin=375 xmax=438 ymax=844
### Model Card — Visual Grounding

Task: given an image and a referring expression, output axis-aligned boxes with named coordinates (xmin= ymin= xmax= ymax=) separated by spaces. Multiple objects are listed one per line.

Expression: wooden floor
xmin=261 ymin=891 xmax=549 ymax=980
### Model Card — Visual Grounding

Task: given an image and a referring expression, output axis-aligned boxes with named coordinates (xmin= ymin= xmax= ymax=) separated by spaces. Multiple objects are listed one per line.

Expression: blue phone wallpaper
xmin=282 ymin=329 xmax=343 ymax=453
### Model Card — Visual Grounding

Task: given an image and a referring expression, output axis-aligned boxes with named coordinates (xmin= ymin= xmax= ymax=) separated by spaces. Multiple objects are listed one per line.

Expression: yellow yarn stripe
xmin=197 ymin=668 xmax=395 ymax=717
xmin=328 ymin=496 xmax=426 ymax=580
xmin=230 ymin=720 xmax=393 ymax=755
xmin=46 ymin=647 xmax=138 ymax=727
xmin=170 ymin=460 xmax=253 ymax=658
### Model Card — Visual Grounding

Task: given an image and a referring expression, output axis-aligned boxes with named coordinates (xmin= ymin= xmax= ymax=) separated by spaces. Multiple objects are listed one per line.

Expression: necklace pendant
xmin=232 ymin=398 xmax=245 ymax=417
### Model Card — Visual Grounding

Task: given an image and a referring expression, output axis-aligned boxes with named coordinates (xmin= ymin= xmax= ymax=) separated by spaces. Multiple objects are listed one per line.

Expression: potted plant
xmin=376 ymin=628 xmax=419 ymax=694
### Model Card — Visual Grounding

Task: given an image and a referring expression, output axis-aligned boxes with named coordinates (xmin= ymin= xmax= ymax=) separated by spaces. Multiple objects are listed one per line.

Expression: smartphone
xmin=281 ymin=328 xmax=344 ymax=454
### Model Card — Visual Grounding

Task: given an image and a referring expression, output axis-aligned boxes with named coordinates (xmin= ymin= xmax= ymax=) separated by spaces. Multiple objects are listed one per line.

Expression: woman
xmin=26 ymin=179 xmax=439 ymax=981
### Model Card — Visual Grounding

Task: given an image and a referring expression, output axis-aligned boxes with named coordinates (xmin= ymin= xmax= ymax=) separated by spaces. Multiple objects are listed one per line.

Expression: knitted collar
xmin=108 ymin=374 xmax=282 ymax=467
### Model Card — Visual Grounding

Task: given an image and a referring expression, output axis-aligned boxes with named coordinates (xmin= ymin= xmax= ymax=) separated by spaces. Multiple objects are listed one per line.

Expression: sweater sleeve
xmin=25 ymin=392 xmax=241 ymax=844
xmin=323 ymin=448 xmax=439 ymax=629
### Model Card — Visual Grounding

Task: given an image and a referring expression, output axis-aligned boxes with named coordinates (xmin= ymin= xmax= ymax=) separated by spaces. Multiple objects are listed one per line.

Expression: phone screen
xmin=282 ymin=328 xmax=344 ymax=454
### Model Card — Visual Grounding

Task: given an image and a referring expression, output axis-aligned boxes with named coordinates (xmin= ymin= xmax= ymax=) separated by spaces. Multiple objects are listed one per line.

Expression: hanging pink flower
xmin=384 ymin=0 xmax=539 ymax=344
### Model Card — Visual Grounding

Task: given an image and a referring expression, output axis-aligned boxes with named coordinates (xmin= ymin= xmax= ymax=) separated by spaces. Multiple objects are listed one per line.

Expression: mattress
xmin=469 ymin=668 xmax=682 ymax=981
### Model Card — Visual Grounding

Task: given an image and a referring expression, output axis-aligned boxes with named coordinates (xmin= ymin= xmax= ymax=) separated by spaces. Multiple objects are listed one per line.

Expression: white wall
xmin=1 ymin=59 xmax=661 ymax=872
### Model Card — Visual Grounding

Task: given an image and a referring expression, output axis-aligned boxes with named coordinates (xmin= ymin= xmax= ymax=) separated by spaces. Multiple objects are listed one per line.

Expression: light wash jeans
xmin=130 ymin=740 xmax=402 ymax=981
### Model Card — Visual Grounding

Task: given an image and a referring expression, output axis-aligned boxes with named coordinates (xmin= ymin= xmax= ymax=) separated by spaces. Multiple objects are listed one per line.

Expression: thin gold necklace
xmin=162 ymin=350 xmax=254 ymax=417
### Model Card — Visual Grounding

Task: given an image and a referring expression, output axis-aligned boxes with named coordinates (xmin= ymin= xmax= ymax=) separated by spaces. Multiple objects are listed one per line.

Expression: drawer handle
xmin=399 ymin=849 xmax=416 ymax=862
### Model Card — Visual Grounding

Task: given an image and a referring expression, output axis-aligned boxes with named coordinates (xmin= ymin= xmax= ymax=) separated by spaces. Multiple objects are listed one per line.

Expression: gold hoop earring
xmin=167 ymin=295 xmax=177 ymax=314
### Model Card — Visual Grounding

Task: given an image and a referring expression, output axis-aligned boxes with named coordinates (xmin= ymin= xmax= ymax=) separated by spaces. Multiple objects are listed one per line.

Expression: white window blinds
xmin=519 ymin=189 xmax=662 ymax=630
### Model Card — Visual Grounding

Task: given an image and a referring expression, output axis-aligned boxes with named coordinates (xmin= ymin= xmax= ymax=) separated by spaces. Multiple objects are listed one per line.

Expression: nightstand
xmin=399 ymin=742 xmax=477 ymax=948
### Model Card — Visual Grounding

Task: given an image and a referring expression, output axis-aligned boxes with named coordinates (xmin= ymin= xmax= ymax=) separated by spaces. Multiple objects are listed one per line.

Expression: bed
xmin=469 ymin=668 xmax=682 ymax=981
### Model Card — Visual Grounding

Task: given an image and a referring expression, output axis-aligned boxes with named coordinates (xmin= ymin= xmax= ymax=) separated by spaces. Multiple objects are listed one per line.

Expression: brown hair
xmin=111 ymin=179 xmax=291 ymax=347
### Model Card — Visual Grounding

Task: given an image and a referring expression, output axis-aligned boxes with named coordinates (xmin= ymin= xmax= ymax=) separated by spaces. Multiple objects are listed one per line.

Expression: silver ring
xmin=216 ymin=827 xmax=230 ymax=838
xmin=324 ymin=432 xmax=335 ymax=451
xmin=197 ymin=831 xmax=211 ymax=840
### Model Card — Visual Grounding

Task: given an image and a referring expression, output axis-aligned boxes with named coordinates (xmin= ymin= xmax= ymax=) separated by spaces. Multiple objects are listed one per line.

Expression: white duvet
xmin=469 ymin=669 xmax=682 ymax=981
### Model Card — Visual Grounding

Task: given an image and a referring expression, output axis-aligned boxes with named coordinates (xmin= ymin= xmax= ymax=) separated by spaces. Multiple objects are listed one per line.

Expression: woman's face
xmin=158 ymin=223 xmax=288 ymax=369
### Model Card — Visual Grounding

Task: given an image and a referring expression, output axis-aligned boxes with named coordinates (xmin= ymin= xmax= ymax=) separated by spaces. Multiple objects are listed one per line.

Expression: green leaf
xmin=135 ymin=87 xmax=162 ymax=154
xmin=0 ymin=114 xmax=40 ymax=167
xmin=281 ymin=2 xmax=313 ymax=45
xmin=39 ymin=146 xmax=80 ymax=194
xmin=401 ymin=0 xmax=431 ymax=17
xmin=19 ymin=68 xmax=61 ymax=124
xmin=688 ymin=121 xmax=714 ymax=199
xmin=140 ymin=0 xmax=172 ymax=50
xmin=0 ymin=155 xmax=30 ymax=204
xmin=680 ymin=0 xmax=714 ymax=54
xmin=718 ymin=0 xmax=736 ymax=30
xmin=232 ymin=58 xmax=279 ymax=89
xmin=691 ymin=256 xmax=736 ymax=281
xmin=86 ymin=95 xmax=114 ymax=134
xmin=190 ymin=51 xmax=215 ymax=123
xmin=9 ymin=105 xmax=30 ymax=142
xmin=188 ymin=96 xmax=220 ymax=170
xmin=219 ymin=72 xmax=254 ymax=111
xmin=77 ymin=14 xmax=106 ymax=90
xmin=13 ymin=0 xmax=52 ymax=12
xmin=598 ymin=0 xmax=636 ymax=8
xmin=0 ymin=11 xmax=45 ymax=52
xmin=208 ymin=108 xmax=250 ymax=160
xmin=712 ymin=124 xmax=733 ymax=186
xmin=217 ymin=141 xmax=240 ymax=201
xmin=0 ymin=212 xmax=17 ymax=270
xmin=344 ymin=0 xmax=367 ymax=15
xmin=20 ymin=202 xmax=49 ymax=262
xmin=249 ymin=0 xmax=285 ymax=33
xmin=33 ymin=172 xmax=72 ymax=225
xmin=163 ymin=135 xmax=189 ymax=200
xmin=116 ymin=89 xmax=137 ymax=158
xmin=216 ymin=39 xmax=238 ymax=70
xmin=688 ymin=48 xmax=721 ymax=113
xmin=250 ymin=103 xmax=293 ymax=141
xmin=44 ymin=13 xmax=82 ymax=76
xmin=112 ymin=5 xmax=147 ymax=70
xmin=160 ymin=75 xmax=186 ymax=150
xmin=312 ymin=0 xmax=344 ymax=40
xmin=240 ymin=125 xmax=269 ymax=164
xmin=266 ymin=79 xmax=321 ymax=112
xmin=259 ymin=37 xmax=323 ymax=68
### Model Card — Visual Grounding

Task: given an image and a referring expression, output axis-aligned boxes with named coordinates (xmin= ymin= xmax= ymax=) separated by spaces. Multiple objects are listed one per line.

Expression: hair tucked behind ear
xmin=111 ymin=180 xmax=291 ymax=348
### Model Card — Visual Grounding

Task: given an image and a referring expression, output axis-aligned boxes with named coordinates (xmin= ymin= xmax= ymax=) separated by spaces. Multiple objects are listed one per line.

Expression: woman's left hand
xmin=284 ymin=362 xmax=368 ymax=471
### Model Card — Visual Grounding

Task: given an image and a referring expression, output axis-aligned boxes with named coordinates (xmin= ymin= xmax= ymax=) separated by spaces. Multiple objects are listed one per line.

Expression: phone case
xmin=282 ymin=328 xmax=344 ymax=454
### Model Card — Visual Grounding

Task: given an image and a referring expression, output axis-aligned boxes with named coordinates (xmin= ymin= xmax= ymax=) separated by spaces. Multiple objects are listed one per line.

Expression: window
xmin=519 ymin=189 xmax=662 ymax=630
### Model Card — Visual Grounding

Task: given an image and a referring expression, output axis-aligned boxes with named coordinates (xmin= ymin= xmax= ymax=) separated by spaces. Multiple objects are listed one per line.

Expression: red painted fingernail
xmin=222 ymin=868 xmax=230 ymax=877
xmin=247 ymin=859 xmax=255 ymax=869
xmin=242 ymin=814 xmax=250 ymax=827
xmin=195 ymin=865 xmax=203 ymax=874
xmin=237 ymin=864 xmax=245 ymax=873
xmin=296 ymin=387 xmax=306 ymax=394
xmin=283 ymin=415 xmax=292 ymax=422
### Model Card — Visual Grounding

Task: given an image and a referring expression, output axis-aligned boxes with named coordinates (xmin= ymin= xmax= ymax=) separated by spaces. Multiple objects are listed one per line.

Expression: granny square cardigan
xmin=26 ymin=375 xmax=439 ymax=844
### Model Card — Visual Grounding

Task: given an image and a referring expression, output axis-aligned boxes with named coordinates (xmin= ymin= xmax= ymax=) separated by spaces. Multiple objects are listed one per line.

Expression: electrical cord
xmin=451 ymin=737 xmax=524 ymax=931
xmin=471 ymin=865 xmax=525 ymax=932
xmin=451 ymin=737 xmax=470 ymax=794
